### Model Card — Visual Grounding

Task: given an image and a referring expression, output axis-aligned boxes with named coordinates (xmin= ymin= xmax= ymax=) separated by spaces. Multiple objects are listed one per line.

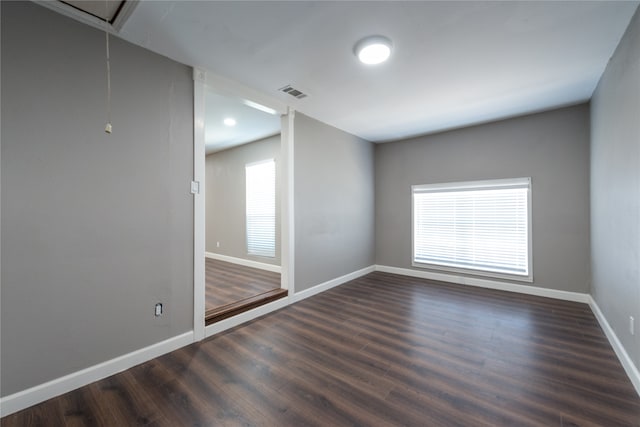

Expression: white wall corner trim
xmin=205 ymin=252 xmax=282 ymax=273
xmin=0 ymin=332 xmax=194 ymax=417
xmin=588 ymin=297 xmax=640 ymax=397
xmin=291 ymin=265 xmax=376 ymax=303
xmin=193 ymin=73 xmax=206 ymax=342
xmin=375 ymin=265 xmax=590 ymax=303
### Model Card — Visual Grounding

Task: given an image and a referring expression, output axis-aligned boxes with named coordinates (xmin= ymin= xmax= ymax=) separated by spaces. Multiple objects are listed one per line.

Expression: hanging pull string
xmin=104 ymin=0 xmax=112 ymax=134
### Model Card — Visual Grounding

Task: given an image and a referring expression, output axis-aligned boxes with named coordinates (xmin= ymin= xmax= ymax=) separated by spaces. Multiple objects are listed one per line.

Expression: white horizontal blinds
xmin=413 ymin=178 xmax=530 ymax=277
xmin=246 ymin=159 xmax=276 ymax=258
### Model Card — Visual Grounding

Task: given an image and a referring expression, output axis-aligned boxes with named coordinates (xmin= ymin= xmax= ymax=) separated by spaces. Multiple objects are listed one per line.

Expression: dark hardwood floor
xmin=205 ymin=258 xmax=281 ymax=310
xmin=205 ymin=258 xmax=284 ymax=324
xmin=3 ymin=272 xmax=639 ymax=426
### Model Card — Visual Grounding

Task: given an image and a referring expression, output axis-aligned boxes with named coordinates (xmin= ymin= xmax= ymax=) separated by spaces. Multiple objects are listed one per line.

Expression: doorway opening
xmin=202 ymin=87 xmax=287 ymax=325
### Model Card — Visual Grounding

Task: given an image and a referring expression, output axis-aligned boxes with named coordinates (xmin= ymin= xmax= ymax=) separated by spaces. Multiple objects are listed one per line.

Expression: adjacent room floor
xmin=3 ymin=272 xmax=639 ymax=426
xmin=205 ymin=258 xmax=285 ymax=324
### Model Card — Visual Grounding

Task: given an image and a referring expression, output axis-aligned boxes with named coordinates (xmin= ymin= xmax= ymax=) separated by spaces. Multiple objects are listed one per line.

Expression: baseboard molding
xmin=205 ymin=251 xmax=281 ymax=273
xmin=588 ymin=296 xmax=640 ymax=397
xmin=0 ymin=331 xmax=194 ymax=417
xmin=375 ymin=265 xmax=590 ymax=303
xmin=291 ymin=265 xmax=376 ymax=303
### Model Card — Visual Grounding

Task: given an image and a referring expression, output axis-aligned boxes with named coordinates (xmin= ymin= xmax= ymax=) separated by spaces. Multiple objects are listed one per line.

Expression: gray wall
xmin=205 ymin=135 xmax=281 ymax=265
xmin=1 ymin=2 xmax=194 ymax=396
xmin=591 ymin=7 xmax=640 ymax=371
xmin=376 ymin=104 xmax=591 ymax=293
xmin=294 ymin=113 xmax=375 ymax=292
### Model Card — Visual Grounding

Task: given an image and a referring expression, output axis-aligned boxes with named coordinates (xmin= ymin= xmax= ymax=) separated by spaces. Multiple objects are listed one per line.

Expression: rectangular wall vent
xmin=279 ymin=85 xmax=308 ymax=99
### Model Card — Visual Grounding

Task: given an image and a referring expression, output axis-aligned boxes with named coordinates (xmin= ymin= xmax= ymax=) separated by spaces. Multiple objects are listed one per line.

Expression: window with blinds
xmin=245 ymin=159 xmax=276 ymax=258
xmin=412 ymin=177 xmax=531 ymax=281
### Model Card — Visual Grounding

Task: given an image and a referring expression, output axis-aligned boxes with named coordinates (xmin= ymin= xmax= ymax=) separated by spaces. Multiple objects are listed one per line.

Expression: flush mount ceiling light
xmin=243 ymin=99 xmax=278 ymax=115
xmin=354 ymin=35 xmax=392 ymax=65
xmin=223 ymin=117 xmax=236 ymax=127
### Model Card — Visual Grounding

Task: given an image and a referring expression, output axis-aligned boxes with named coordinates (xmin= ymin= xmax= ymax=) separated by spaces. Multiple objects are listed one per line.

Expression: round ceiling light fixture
xmin=223 ymin=117 xmax=236 ymax=127
xmin=354 ymin=35 xmax=392 ymax=65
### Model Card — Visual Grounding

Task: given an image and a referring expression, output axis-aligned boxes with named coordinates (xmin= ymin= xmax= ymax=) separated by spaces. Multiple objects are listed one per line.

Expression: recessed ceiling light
xmin=354 ymin=35 xmax=392 ymax=65
xmin=223 ymin=117 xmax=236 ymax=127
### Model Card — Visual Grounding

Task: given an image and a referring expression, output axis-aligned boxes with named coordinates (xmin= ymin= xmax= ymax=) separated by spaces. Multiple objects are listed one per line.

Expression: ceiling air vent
xmin=279 ymin=85 xmax=308 ymax=99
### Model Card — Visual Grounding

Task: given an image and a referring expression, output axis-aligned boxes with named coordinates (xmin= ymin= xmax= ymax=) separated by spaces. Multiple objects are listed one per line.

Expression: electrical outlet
xmin=630 ymin=316 xmax=635 ymax=336
xmin=216 ymin=241 xmax=220 ymax=248
xmin=155 ymin=303 xmax=163 ymax=317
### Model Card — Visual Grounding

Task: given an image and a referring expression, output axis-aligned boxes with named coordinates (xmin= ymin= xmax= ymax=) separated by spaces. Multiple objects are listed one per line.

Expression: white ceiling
xmin=204 ymin=89 xmax=280 ymax=154
xmin=109 ymin=1 xmax=638 ymax=142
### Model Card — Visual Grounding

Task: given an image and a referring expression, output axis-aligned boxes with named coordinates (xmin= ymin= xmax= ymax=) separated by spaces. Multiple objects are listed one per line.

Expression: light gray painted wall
xmin=1 ymin=2 xmax=194 ymax=396
xmin=294 ymin=113 xmax=375 ymax=292
xmin=376 ymin=105 xmax=591 ymax=293
xmin=591 ymin=6 xmax=640 ymax=371
xmin=205 ymin=135 xmax=281 ymax=265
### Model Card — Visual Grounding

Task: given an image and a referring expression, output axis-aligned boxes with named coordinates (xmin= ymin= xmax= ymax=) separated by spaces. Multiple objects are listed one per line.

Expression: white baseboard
xmin=291 ymin=265 xmax=376 ymax=303
xmin=588 ymin=296 xmax=640 ymax=397
xmin=0 ymin=331 xmax=194 ymax=417
xmin=205 ymin=297 xmax=291 ymax=338
xmin=205 ymin=251 xmax=281 ymax=273
xmin=375 ymin=265 xmax=590 ymax=303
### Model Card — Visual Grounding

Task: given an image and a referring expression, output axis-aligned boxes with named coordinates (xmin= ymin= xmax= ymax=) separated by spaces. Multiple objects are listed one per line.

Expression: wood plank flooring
xmin=205 ymin=258 xmax=282 ymax=316
xmin=3 ymin=271 xmax=639 ymax=426
xmin=205 ymin=258 xmax=281 ymax=310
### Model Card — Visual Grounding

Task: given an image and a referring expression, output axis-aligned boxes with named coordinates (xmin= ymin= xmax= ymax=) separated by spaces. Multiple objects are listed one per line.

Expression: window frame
xmin=411 ymin=177 xmax=533 ymax=282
